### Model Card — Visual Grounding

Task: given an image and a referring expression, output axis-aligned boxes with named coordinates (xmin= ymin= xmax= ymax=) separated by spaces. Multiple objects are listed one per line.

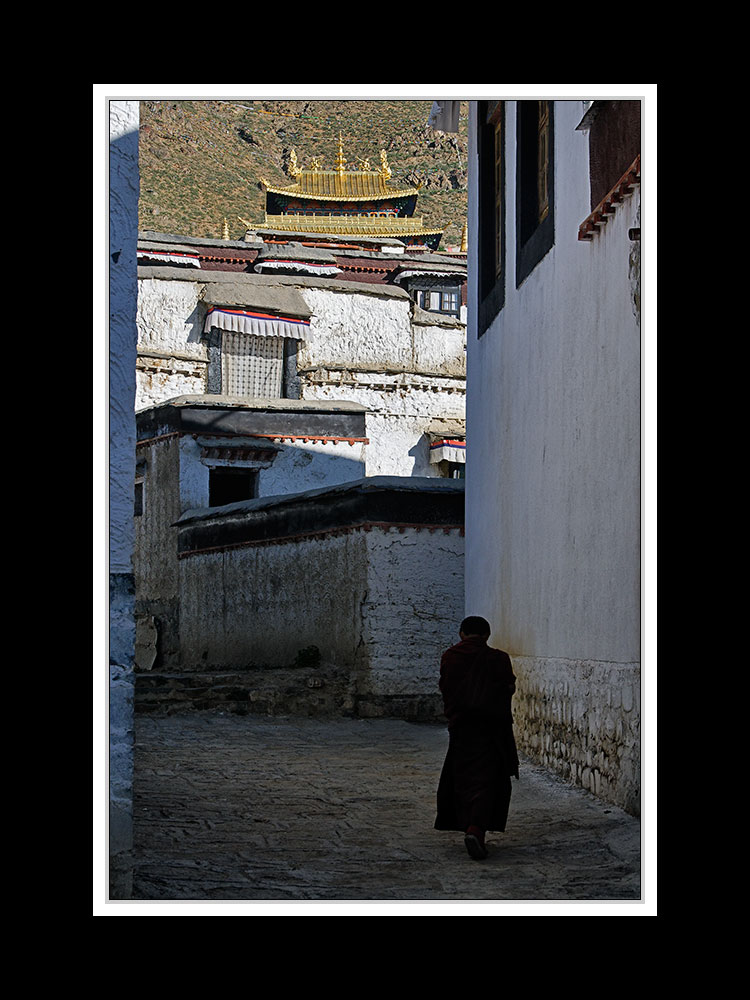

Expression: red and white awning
xmin=429 ymin=438 xmax=465 ymax=464
xmin=254 ymin=259 xmax=342 ymax=276
xmin=137 ymin=250 xmax=201 ymax=268
xmin=203 ymin=305 xmax=311 ymax=341
xmin=392 ymin=269 xmax=463 ymax=284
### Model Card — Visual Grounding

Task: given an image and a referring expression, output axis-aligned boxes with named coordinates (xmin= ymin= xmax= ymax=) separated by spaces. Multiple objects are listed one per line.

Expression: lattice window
xmin=221 ymin=333 xmax=284 ymax=398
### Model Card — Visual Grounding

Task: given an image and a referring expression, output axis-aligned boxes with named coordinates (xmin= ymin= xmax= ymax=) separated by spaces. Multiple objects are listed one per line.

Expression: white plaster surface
xmin=178 ymin=532 xmax=369 ymax=670
xmin=297 ymin=287 xmax=414 ymax=370
xmin=465 ymin=100 xmax=641 ymax=810
xmin=301 ymin=377 xmax=465 ymax=478
xmin=136 ymin=361 xmax=207 ymax=411
xmin=174 ymin=433 xmax=367 ymax=507
xmin=110 ymin=101 xmax=140 ymax=573
xmin=137 ymin=278 xmax=206 ymax=356
xmin=466 ymin=100 xmax=640 ymax=662
xmin=361 ymin=528 xmax=465 ymax=696
xmin=258 ymin=440 xmax=366 ymax=495
xmin=175 ymin=521 xmax=464 ymax=707
xmin=109 ymin=98 xmax=140 ymax=896
xmin=136 ymin=273 xmax=467 ymax=484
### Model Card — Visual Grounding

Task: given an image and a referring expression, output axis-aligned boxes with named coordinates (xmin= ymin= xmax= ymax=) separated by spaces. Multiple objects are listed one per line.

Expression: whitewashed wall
xmin=136 ymin=277 xmax=207 ymax=408
xmin=466 ymin=101 xmax=640 ymax=813
xmin=174 ymin=520 xmax=463 ymax=718
xmin=298 ymin=284 xmax=465 ymax=477
xmin=136 ymin=275 xmax=466 ymax=481
xmin=109 ymin=99 xmax=139 ymax=898
xmin=176 ymin=433 xmax=366 ymax=507
xmin=179 ymin=531 xmax=369 ymax=673
xmin=358 ymin=527 xmax=465 ymax=712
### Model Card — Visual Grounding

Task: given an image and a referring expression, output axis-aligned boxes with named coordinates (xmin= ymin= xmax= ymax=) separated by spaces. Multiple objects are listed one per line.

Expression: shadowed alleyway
xmin=128 ymin=712 xmax=644 ymax=910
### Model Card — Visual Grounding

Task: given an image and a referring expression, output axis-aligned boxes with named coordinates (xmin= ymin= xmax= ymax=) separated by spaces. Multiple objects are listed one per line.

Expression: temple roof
xmin=256 ymin=215 xmax=442 ymax=240
xmin=262 ymin=172 xmax=419 ymax=202
xmin=260 ymin=138 xmax=420 ymax=203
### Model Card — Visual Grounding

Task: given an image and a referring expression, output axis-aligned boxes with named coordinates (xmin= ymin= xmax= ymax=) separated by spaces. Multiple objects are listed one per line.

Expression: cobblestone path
xmin=131 ymin=712 xmax=642 ymax=907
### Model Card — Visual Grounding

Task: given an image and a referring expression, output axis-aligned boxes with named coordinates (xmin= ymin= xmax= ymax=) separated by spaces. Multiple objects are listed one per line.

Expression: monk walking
xmin=434 ymin=616 xmax=519 ymax=860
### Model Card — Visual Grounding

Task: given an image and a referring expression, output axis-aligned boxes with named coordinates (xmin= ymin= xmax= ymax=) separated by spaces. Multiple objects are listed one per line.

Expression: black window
xmin=134 ymin=460 xmax=146 ymax=516
xmin=516 ymin=100 xmax=554 ymax=285
xmin=209 ymin=468 xmax=259 ymax=507
xmin=134 ymin=480 xmax=144 ymax=517
xmin=477 ymin=101 xmax=505 ymax=336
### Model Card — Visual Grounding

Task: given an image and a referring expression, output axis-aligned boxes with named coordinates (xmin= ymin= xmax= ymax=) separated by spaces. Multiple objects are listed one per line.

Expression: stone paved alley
xmin=117 ymin=711 xmax=648 ymax=913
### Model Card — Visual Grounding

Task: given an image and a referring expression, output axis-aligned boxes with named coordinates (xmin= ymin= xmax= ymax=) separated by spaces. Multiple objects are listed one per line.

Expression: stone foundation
xmin=512 ymin=656 xmax=640 ymax=816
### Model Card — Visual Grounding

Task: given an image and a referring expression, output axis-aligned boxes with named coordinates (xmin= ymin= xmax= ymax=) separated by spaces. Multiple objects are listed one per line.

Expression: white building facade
xmin=135 ymin=240 xmax=467 ymax=495
xmin=465 ymin=99 xmax=641 ymax=814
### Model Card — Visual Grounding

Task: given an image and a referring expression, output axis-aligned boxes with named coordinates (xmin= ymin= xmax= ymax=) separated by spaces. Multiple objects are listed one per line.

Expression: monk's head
xmin=459 ymin=616 xmax=491 ymax=641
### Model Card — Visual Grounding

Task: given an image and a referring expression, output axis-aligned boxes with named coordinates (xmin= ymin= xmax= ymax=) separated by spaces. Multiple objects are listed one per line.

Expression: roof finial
xmin=336 ymin=133 xmax=347 ymax=176
xmin=222 ymin=217 xmax=230 ymax=240
xmin=461 ymin=222 xmax=468 ymax=253
xmin=379 ymin=149 xmax=392 ymax=182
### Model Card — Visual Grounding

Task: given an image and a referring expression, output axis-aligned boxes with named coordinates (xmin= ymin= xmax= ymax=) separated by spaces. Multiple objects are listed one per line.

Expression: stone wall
xmin=136 ymin=478 xmax=464 ymax=719
xmin=512 ymin=657 xmax=640 ymax=815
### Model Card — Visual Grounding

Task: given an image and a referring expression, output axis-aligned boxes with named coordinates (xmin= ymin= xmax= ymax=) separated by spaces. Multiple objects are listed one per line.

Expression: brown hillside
xmin=138 ymin=99 xmax=469 ymax=248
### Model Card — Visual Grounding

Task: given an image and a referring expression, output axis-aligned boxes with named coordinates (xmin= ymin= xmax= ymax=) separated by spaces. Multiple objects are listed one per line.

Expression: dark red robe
xmin=434 ymin=637 xmax=519 ymax=833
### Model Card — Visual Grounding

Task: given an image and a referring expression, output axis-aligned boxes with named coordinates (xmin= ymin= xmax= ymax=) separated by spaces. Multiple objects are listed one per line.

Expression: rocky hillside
xmin=138 ymin=99 xmax=469 ymax=248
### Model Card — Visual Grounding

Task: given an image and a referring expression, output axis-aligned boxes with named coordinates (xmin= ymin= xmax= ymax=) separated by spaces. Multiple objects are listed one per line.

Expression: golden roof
xmin=257 ymin=214 xmax=443 ymax=240
xmin=261 ymin=137 xmax=420 ymax=203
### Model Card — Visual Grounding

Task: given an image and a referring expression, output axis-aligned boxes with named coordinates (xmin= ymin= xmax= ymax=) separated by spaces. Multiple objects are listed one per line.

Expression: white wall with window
xmin=465 ymin=98 xmax=642 ymax=814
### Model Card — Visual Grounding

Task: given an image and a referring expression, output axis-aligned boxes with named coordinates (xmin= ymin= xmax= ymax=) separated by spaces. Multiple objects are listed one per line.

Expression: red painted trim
xmin=136 ymin=430 xmax=368 ymax=449
xmin=578 ymin=154 xmax=641 ymax=241
xmin=247 ymin=433 xmax=368 ymax=446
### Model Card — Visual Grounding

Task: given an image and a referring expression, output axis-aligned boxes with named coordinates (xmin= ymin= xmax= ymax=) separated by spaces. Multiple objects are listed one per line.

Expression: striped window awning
xmin=392 ymin=269 xmax=464 ymax=284
xmin=429 ymin=438 xmax=466 ymax=464
xmin=203 ymin=306 xmax=311 ymax=341
xmin=254 ymin=259 xmax=342 ymax=277
xmin=137 ymin=250 xmax=201 ymax=268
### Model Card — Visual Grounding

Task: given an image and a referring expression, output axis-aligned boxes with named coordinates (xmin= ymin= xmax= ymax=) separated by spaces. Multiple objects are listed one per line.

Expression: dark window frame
xmin=477 ymin=101 xmax=505 ymax=337
xmin=516 ymin=100 xmax=555 ymax=286
xmin=134 ymin=459 xmax=146 ymax=517
xmin=208 ymin=466 xmax=260 ymax=507
xmin=413 ymin=283 xmax=462 ymax=317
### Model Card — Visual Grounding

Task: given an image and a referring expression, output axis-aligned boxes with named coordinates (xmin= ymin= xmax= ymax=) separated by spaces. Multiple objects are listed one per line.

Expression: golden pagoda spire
xmin=461 ymin=222 xmax=468 ymax=252
xmin=336 ymin=134 xmax=347 ymax=176
xmin=288 ymin=149 xmax=301 ymax=178
xmin=222 ymin=217 xmax=230 ymax=240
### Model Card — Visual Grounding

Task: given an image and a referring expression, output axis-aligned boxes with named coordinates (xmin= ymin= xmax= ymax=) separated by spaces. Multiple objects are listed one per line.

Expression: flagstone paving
xmin=129 ymin=712 xmax=644 ymax=910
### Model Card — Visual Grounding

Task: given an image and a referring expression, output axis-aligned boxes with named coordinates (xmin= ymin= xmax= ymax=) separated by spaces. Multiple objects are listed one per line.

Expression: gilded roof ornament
xmin=258 ymin=136 xmax=428 ymax=207
xmin=336 ymin=134 xmax=347 ymax=176
xmin=379 ymin=149 xmax=392 ymax=181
